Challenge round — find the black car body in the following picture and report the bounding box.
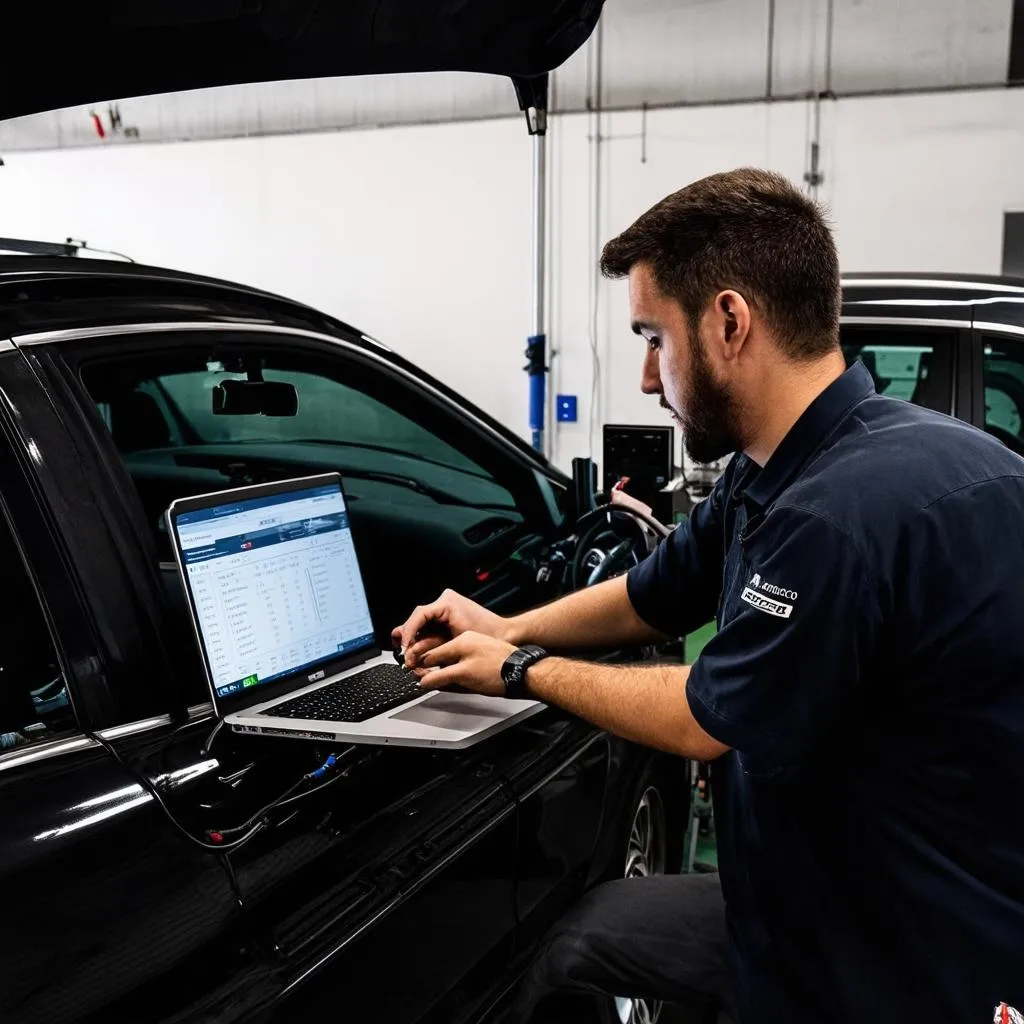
[4,248,1019,1024]
[0,256,690,1024]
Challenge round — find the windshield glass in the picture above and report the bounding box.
[156,367,485,476]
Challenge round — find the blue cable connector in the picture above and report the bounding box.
[307,753,338,780]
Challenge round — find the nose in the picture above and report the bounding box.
[640,346,661,396]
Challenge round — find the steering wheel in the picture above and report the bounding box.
[571,507,659,590]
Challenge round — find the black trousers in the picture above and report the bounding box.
[512,873,733,1023]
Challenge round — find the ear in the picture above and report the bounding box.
[714,290,752,362]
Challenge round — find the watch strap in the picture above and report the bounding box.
[501,644,548,699]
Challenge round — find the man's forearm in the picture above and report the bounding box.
[522,657,728,761]
[506,576,666,650]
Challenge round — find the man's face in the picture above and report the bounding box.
[628,262,744,464]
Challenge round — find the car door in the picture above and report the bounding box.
[970,319,1024,456]
[38,318,583,1022]
[71,328,560,651]
[838,321,959,415]
[0,342,244,1024]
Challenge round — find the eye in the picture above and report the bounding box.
[647,336,661,352]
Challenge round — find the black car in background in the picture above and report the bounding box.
[0,255,689,1024]
[840,273,1024,450]
[680,272,1024,652]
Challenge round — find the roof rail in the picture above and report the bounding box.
[0,236,82,257]
[0,237,134,262]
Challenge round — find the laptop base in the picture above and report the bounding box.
[226,651,544,750]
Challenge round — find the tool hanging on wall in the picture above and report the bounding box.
[88,102,140,141]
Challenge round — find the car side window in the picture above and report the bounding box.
[982,336,1024,454]
[0,510,74,751]
[840,325,955,412]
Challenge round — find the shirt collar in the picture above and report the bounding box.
[743,360,875,509]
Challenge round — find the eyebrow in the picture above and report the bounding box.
[631,320,657,336]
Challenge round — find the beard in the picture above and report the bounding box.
[664,331,743,464]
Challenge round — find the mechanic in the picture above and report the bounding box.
[394,168,1024,1023]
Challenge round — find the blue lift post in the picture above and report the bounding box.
[514,74,550,454]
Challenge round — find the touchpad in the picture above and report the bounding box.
[389,693,510,732]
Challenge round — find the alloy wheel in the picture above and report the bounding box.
[614,785,667,1024]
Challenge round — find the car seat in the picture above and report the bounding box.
[109,390,172,452]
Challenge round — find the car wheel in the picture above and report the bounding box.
[602,762,685,1024]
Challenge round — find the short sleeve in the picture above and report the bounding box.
[626,474,727,638]
[686,505,880,764]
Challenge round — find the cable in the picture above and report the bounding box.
[91,731,267,852]
[214,750,353,839]
[91,731,349,853]
[84,246,136,263]
[201,716,227,758]
[215,777,309,838]
[275,761,355,809]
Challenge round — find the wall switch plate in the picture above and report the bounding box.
[556,395,578,422]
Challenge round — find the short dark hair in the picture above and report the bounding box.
[600,168,840,359]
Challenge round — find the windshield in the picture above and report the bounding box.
[156,367,486,477]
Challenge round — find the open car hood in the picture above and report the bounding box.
[1,0,603,122]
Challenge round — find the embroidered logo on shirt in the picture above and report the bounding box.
[741,587,793,618]
[741,572,797,618]
[994,1003,1024,1024]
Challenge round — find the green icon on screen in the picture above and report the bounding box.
[242,674,259,688]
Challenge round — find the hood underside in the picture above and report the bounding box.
[1,0,603,122]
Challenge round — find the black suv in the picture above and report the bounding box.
[840,273,1024,451]
[0,255,689,1024]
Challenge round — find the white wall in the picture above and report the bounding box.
[825,88,1024,274]
[2,87,1024,473]
[0,119,536,443]
[548,101,811,464]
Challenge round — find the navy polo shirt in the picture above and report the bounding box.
[628,362,1024,1023]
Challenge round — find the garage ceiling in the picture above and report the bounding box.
[0,0,1016,150]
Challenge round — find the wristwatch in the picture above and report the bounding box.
[500,645,549,699]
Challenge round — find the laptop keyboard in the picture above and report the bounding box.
[263,664,424,724]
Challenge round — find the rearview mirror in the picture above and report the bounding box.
[212,378,298,417]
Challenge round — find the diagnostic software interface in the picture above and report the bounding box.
[174,483,375,701]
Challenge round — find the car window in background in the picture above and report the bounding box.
[0,511,74,751]
[849,345,930,401]
[684,325,957,662]
[839,325,955,412]
[982,336,1024,454]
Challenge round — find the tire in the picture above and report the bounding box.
[598,759,688,1024]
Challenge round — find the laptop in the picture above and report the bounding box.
[166,472,543,749]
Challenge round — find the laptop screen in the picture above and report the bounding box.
[172,480,375,704]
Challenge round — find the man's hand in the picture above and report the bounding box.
[413,631,516,697]
[392,589,513,670]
